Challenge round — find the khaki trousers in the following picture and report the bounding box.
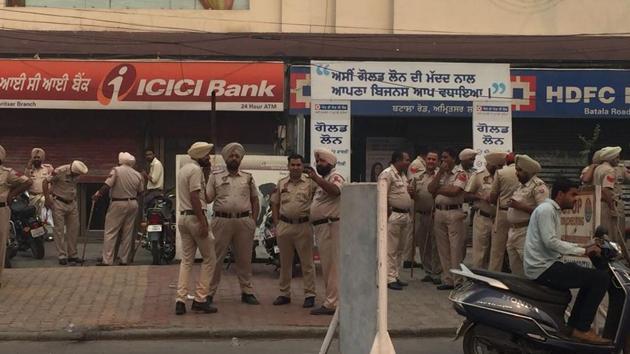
[176,215,215,303]
[414,212,441,277]
[387,214,411,283]
[403,214,415,262]
[277,221,316,298]
[601,203,630,262]
[434,209,466,286]
[506,226,527,276]
[472,213,494,269]
[0,207,10,281]
[102,200,138,265]
[51,199,79,260]
[209,216,256,296]
[489,210,509,272]
[314,221,340,309]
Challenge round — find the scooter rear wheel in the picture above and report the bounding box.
[30,237,45,259]
[463,325,502,354]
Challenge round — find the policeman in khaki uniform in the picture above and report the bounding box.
[93,152,144,266]
[488,153,519,272]
[175,142,217,315]
[465,152,506,270]
[25,148,54,217]
[270,154,317,308]
[0,145,32,285]
[428,148,472,290]
[410,149,442,284]
[43,160,88,265]
[580,149,603,186]
[307,148,344,315]
[207,143,260,305]
[506,155,548,276]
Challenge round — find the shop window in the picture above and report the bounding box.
[6,0,250,9]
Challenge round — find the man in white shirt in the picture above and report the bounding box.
[143,148,164,211]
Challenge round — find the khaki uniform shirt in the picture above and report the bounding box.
[177,160,207,211]
[408,156,427,180]
[411,169,437,212]
[310,169,345,221]
[507,176,549,224]
[207,169,257,213]
[465,169,495,215]
[379,165,413,211]
[147,158,164,190]
[47,164,80,201]
[435,166,468,206]
[105,165,144,199]
[26,164,53,195]
[491,164,520,209]
[0,166,29,202]
[595,162,623,216]
[270,174,317,219]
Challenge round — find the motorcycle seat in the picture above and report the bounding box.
[471,268,571,305]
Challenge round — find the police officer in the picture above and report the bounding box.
[93,152,144,266]
[404,146,428,269]
[410,149,442,284]
[207,142,260,305]
[465,152,506,269]
[0,145,32,285]
[428,148,469,290]
[43,160,88,265]
[307,148,344,315]
[489,152,520,272]
[25,148,54,218]
[175,142,217,315]
[506,155,548,276]
[379,151,413,291]
[580,149,602,186]
[270,154,317,308]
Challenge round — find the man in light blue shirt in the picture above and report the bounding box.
[524,177,609,345]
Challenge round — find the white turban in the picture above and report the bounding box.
[593,149,603,164]
[0,145,5,161]
[187,142,214,159]
[31,148,45,159]
[459,148,477,161]
[485,151,507,166]
[599,146,621,163]
[70,160,88,175]
[221,142,245,161]
[515,154,541,175]
[314,148,337,165]
[118,152,136,166]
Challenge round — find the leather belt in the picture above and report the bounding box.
[392,207,409,213]
[280,215,310,224]
[478,210,494,218]
[0,202,6,208]
[312,217,340,226]
[111,197,137,202]
[435,204,462,211]
[511,221,529,229]
[416,210,432,216]
[53,194,73,204]
[214,211,250,218]
[180,210,206,216]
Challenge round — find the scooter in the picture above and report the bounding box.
[450,226,630,354]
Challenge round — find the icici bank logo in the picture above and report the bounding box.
[97,64,137,105]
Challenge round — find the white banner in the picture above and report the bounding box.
[311,61,510,101]
[310,100,351,181]
[472,100,513,170]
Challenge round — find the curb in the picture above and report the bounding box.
[0,326,458,342]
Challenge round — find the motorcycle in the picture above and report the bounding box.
[4,221,18,268]
[9,194,47,259]
[450,226,630,354]
[140,193,176,265]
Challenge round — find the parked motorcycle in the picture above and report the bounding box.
[450,226,630,354]
[140,193,176,265]
[4,221,18,268]
[10,194,47,259]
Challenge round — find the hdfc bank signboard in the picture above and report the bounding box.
[0,60,284,111]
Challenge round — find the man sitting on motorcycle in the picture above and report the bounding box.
[523,177,610,345]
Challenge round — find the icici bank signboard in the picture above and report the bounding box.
[0,60,284,111]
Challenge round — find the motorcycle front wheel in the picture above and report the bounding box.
[30,237,45,259]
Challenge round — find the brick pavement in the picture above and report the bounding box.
[0,263,461,337]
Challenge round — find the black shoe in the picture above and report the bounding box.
[303,296,315,308]
[241,293,260,305]
[273,296,291,306]
[387,282,403,290]
[420,275,433,283]
[432,278,442,285]
[412,261,423,269]
[207,295,213,304]
[437,284,454,291]
[58,259,68,266]
[175,301,186,315]
[310,306,335,315]
[68,257,84,264]
[96,262,110,266]
[191,299,218,314]
[396,278,409,287]
[118,262,128,266]
[403,261,413,269]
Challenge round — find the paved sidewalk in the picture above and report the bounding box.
[0,263,460,340]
